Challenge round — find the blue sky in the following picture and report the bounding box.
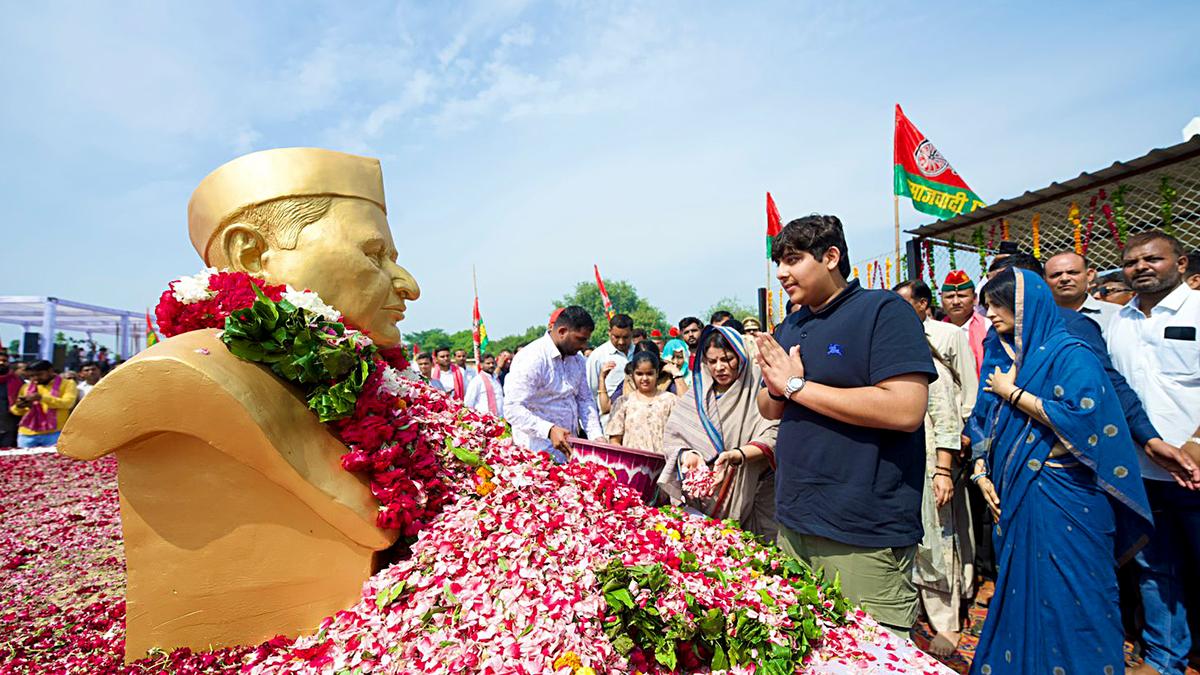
[2,1,1198,343]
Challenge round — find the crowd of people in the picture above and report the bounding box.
[3,215,1198,673]
[0,350,109,449]
[423,216,1198,674]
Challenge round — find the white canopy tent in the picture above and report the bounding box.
[0,296,149,362]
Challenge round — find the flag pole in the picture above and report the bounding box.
[472,265,480,368]
[893,195,901,279]
[765,259,773,330]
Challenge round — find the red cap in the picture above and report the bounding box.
[548,307,564,328]
[668,327,679,337]
[650,329,662,338]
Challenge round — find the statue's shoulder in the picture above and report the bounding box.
[59,328,392,548]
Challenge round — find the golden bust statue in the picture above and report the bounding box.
[59,148,420,661]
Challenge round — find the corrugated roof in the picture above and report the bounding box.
[908,135,1200,239]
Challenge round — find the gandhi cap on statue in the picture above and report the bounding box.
[188,147,387,264]
[185,147,419,346]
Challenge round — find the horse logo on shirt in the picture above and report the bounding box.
[827,343,843,357]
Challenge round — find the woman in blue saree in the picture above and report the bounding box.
[967,268,1152,675]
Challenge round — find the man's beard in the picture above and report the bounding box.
[1132,271,1179,294]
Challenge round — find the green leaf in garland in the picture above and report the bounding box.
[711,644,729,671]
[1159,176,1178,236]
[653,641,677,670]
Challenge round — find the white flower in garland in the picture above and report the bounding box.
[171,268,217,304]
[282,285,340,322]
[378,364,406,397]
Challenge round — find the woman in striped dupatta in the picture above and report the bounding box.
[658,325,779,539]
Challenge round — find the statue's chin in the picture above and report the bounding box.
[363,322,401,348]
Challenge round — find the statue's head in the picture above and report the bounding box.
[188,148,419,346]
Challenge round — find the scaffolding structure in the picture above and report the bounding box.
[0,296,149,362]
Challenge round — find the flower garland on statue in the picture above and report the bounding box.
[155,268,503,536]
[147,269,945,674]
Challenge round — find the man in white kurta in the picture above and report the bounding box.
[464,353,504,418]
[504,307,604,463]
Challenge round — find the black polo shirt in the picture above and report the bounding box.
[773,280,936,548]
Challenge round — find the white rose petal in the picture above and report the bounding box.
[282,285,340,322]
[378,365,406,397]
[171,268,217,304]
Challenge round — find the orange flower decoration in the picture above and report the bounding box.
[475,481,496,497]
[476,466,495,481]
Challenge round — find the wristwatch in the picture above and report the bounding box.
[784,376,807,398]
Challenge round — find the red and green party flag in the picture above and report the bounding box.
[766,192,783,258]
[145,310,159,347]
[893,104,984,220]
[472,296,489,360]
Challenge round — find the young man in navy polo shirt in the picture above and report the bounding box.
[754,215,936,638]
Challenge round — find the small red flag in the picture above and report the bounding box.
[594,264,614,320]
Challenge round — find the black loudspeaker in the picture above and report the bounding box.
[22,332,40,361]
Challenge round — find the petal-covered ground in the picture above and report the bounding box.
[1,447,951,674]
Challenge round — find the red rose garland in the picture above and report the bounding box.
[154,269,482,536]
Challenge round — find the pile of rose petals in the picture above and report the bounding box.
[0,375,949,674]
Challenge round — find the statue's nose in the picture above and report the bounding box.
[390,263,421,301]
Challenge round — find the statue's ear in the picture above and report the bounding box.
[220,224,268,274]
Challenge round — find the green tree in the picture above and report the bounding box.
[704,296,757,324]
[556,279,669,346]
[404,328,451,352]
[489,324,546,354]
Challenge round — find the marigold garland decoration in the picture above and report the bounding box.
[1160,176,1178,236]
[852,265,859,281]
[1068,202,1083,255]
[865,262,873,288]
[885,258,893,287]
[948,236,958,270]
[1031,214,1042,259]
[988,222,997,249]
[1001,218,1010,241]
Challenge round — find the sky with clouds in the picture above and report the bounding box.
[2,0,1198,343]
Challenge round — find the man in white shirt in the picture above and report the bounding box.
[431,347,467,400]
[412,353,447,392]
[463,353,504,418]
[504,306,603,463]
[75,362,103,401]
[894,280,978,419]
[1045,251,1118,335]
[453,349,477,383]
[585,313,633,422]
[1106,231,1200,675]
